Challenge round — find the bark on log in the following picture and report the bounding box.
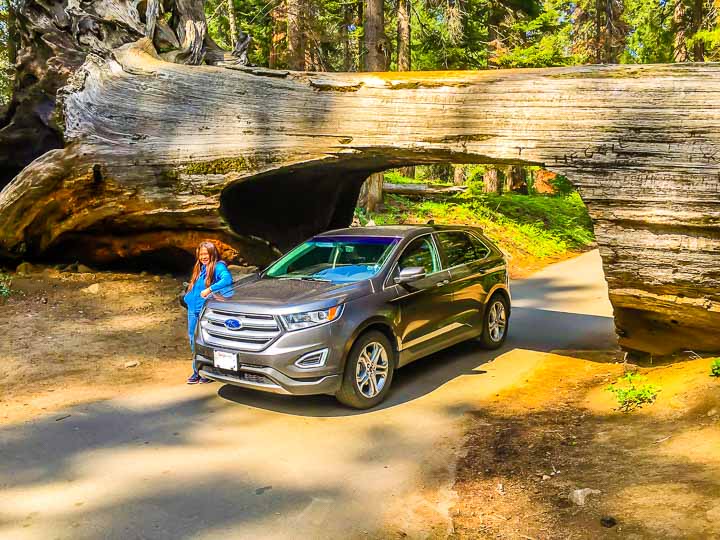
[1,37,720,355]
[383,182,467,196]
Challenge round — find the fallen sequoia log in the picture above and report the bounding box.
[383,182,467,196]
[1,35,720,354]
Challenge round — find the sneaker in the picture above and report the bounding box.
[187,373,201,384]
[199,377,213,384]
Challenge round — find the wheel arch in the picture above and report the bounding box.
[342,317,399,369]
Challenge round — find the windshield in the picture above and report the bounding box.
[265,235,400,283]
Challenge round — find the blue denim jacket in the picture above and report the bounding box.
[184,261,233,314]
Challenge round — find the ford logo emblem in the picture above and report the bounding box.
[224,318,242,330]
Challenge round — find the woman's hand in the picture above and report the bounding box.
[200,287,213,299]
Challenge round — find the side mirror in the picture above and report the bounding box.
[394,266,426,285]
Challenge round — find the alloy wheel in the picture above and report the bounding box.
[488,300,507,342]
[355,341,389,398]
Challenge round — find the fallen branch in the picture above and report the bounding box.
[383,182,467,196]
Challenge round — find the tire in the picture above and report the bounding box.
[336,330,396,409]
[478,293,509,349]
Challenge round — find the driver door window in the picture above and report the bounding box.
[397,237,440,275]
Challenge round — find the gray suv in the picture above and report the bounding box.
[194,225,510,408]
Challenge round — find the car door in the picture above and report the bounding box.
[388,234,454,365]
[436,230,501,335]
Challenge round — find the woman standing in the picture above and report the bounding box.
[184,241,233,384]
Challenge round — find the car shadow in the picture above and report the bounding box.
[216,307,617,417]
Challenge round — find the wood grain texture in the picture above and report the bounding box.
[1,39,719,354]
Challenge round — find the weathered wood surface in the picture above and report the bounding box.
[383,182,467,196]
[1,38,720,354]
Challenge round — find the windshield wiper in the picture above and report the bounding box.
[299,276,331,282]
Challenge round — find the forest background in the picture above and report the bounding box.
[0,0,719,107]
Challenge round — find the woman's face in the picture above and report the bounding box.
[198,247,211,266]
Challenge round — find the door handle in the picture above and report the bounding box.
[437,279,450,287]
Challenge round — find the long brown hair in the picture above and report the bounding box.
[187,241,221,292]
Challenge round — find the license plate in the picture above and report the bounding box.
[214,350,238,371]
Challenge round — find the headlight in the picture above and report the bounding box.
[282,305,344,331]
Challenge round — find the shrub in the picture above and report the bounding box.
[711,359,720,378]
[0,273,12,299]
[606,372,660,413]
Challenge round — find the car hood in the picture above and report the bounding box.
[206,275,373,315]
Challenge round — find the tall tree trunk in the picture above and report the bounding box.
[397,0,413,178]
[342,4,352,71]
[453,164,465,185]
[227,0,238,47]
[506,166,527,193]
[359,0,387,211]
[363,0,387,71]
[595,0,603,63]
[397,0,411,71]
[483,168,501,194]
[673,0,690,62]
[6,0,17,65]
[287,0,305,70]
[269,5,283,69]
[691,0,705,61]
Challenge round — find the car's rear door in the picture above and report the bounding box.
[388,234,454,364]
[436,230,505,334]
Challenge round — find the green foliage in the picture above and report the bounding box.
[365,186,595,262]
[606,372,660,413]
[0,272,12,299]
[620,0,674,64]
[710,358,720,378]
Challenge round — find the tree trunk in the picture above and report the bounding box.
[286,0,305,70]
[399,166,416,178]
[483,169,501,194]
[363,0,387,71]
[2,34,720,355]
[269,5,284,69]
[506,166,527,193]
[673,0,690,62]
[227,0,238,47]
[359,0,387,210]
[397,0,411,72]
[342,4,352,71]
[691,0,705,61]
[384,182,465,196]
[453,165,465,185]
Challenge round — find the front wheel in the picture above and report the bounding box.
[336,331,395,409]
[478,294,509,349]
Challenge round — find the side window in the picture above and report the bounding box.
[438,232,486,267]
[469,234,491,260]
[397,237,439,274]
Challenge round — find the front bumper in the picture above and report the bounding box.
[196,357,342,395]
[194,315,351,396]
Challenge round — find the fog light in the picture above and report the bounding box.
[294,348,329,369]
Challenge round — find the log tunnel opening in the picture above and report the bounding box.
[219,162,385,252]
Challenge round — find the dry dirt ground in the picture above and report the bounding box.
[2,267,719,539]
[450,354,720,540]
[0,268,192,424]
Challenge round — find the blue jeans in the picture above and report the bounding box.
[188,310,201,375]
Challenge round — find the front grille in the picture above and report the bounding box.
[200,307,282,352]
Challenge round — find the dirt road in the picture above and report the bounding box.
[0,251,616,539]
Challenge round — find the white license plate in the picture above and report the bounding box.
[214,350,238,371]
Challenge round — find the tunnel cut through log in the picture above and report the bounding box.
[1,39,720,355]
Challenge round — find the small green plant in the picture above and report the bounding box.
[606,372,660,413]
[0,273,12,299]
[711,359,720,378]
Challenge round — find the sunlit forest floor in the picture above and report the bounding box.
[361,190,595,278]
[1,271,718,537]
[450,353,720,539]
